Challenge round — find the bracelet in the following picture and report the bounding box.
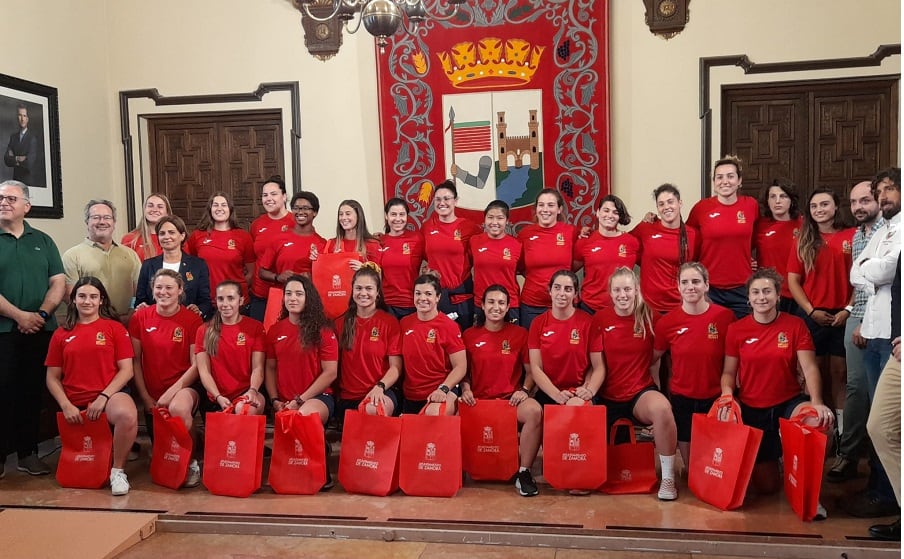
[808,308,817,317]
[294,395,305,406]
[213,393,222,402]
[375,381,386,390]
[520,386,530,394]
[98,393,110,401]
[248,387,259,395]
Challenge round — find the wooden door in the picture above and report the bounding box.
[722,76,898,215]
[147,110,284,228]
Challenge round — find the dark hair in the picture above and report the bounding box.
[535,188,566,223]
[548,269,580,292]
[797,188,845,272]
[712,154,744,179]
[872,167,901,199]
[291,191,320,213]
[197,191,240,232]
[653,183,689,265]
[598,194,631,226]
[484,199,510,218]
[383,197,410,233]
[413,273,442,295]
[434,180,458,199]
[333,199,376,256]
[263,175,286,195]
[340,265,387,351]
[745,267,784,295]
[64,276,118,329]
[474,284,511,327]
[204,280,244,356]
[281,275,333,348]
[759,178,800,219]
[155,215,188,237]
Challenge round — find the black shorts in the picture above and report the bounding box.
[533,390,600,408]
[740,394,809,463]
[599,385,660,429]
[670,393,717,443]
[797,308,846,357]
[335,390,401,424]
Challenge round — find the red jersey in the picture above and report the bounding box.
[380,230,424,307]
[195,317,266,401]
[573,232,640,311]
[400,313,465,400]
[265,319,338,401]
[186,228,255,301]
[653,304,735,399]
[630,221,698,313]
[469,233,522,308]
[259,232,326,279]
[754,217,802,299]
[324,237,383,266]
[687,196,759,288]
[129,305,203,400]
[518,221,577,307]
[725,312,814,408]
[422,216,481,304]
[593,309,658,402]
[45,319,134,407]
[121,231,161,261]
[527,309,600,390]
[250,213,296,298]
[336,310,401,400]
[462,323,529,399]
[786,228,855,309]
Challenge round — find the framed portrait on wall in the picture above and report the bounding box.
[0,73,62,218]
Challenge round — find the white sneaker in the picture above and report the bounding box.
[184,460,201,488]
[658,478,678,501]
[110,469,130,496]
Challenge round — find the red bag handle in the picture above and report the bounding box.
[608,418,637,445]
[358,398,387,416]
[707,395,742,423]
[222,395,253,415]
[153,406,191,443]
[419,401,448,415]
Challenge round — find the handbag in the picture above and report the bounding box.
[780,406,828,521]
[599,418,658,494]
[338,399,401,496]
[399,402,462,497]
[55,411,113,489]
[688,395,763,510]
[150,406,193,490]
[459,399,519,481]
[268,410,327,495]
[312,252,357,320]
[542,403,608,491]
[202,397,265,497]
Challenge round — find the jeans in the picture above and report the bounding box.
[840,316,869,459]
[865,337,892,401]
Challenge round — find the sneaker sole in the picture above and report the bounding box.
[16,467,50,476]
[515,480,539,497]
[111,489,129,496]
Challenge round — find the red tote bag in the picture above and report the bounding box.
[150,407,193,490]
[339,400,402,496]
[399,402,462,497]
[542,403,608,491]
[312,252,356,320]
[459,399,519,481]
[55,411,113,489]
[688,396,763,511]
[780,407,828,521]
[268,410,327,495]
[202,398,265,498]
[262,286,284,332]
[600,419,658,495]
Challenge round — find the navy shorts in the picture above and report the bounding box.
[599,385,660,429]
[740,394,809,463]
[335,390,401,424]
[797,308,846,357]
[670,393,718,443]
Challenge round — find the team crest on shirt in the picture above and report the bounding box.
[707,323,719,340]
[227,239,236,250]
[736,211,746,224]
[793,228,800,238]
[502,248,512,261]
[95,332,106,346]
[633,324,644,338]
[556,233,565,246]
[454,229,462,241]
[402,242,411,255]
[842,240,852,254]
[569,329,580,345]
[237,332,247,346]
[426,329,436,344]
[370,327,380,342]
[185,272,194,282]
[618,244,627,257]
[173,327,184,343]
[501,339,511,354]
[777,332,789,349]
[281,225,289,232]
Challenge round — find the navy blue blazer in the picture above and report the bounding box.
[136,253,212,320]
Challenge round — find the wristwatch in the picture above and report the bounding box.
[438,384,450,394]
[37,310,49,320]
[844,305,854,314]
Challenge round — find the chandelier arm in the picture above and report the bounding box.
[301,1,344,22]
[344,11,366,34]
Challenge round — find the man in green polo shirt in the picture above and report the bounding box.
[0,180,66,477]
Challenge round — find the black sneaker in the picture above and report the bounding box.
[515,469,539,497]
[321,470,335,492]
[16,454,51,476]
[842,491,901,518]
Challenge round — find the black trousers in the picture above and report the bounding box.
[0,330,52,458]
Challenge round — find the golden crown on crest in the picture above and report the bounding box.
[437,37,545,89]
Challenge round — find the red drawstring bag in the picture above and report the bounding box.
[338,399,401,496]
[268,410,327,495]
[312,252,357,320]
[202,397,265,497]
[688,395,763,510]
[542,403,608,491]
[459,399,519,481]
[150,407,193,490]
[599,418,658,494]
[262,286,284,332]
[399,402,462,497]
[780,406,828,521]
[55,411,113,489]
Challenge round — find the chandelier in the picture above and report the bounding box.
[295,0,468,60]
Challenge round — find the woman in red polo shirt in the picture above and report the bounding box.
[470,200,522,323]
[45,276,137,496]
[380,198,424,319]
[319,199,382,267]
[248,176,295,321]
[122,193,170,260]
[257,191,326,286]
[754,179,802,313]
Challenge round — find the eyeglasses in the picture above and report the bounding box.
[434,196,455,203]
[88,215,115,222]
[0,194,24,205]
[292,206,314,213]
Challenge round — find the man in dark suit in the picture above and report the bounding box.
[4,104,39,185]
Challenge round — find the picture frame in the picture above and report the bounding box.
[0,73,62,218]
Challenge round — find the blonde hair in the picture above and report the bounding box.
[125,193,172,258]
[609,266,654,339]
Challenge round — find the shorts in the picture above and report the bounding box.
[401,387,460,414]
[388,306,416,320]
[740,394,809,463]
[519,304,549,331]
[335,390,401,424]
[599,385,660,429]
[670,393,718,443]
[708,286,750,320]
[797,307,846,357]
[533,390,600,408]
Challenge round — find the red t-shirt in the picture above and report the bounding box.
[186,228,255,301]
[336,310,402,400]
[45,319,134,407]
[573,232,640,311]
[324,237,383,266]
[687,196,759,289]
[422,216,481,303]
[259,232,326,279]
[195,317,266,401]
[380,230,424,308]
[725,312,814,408]
[462,323,529,399]
[593,308,659,402]
[250,213,296,298]
[121,231,161,261]
[629,221,698,314]
[653,304,735,399]
[786,228,855,309]
[754,217,802,299]
[469,233,522,308]
[399,313,465,400]
[129,305,203,400]
[265,319,339,401]
[527,309,600,390]
[518,221,577,307]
